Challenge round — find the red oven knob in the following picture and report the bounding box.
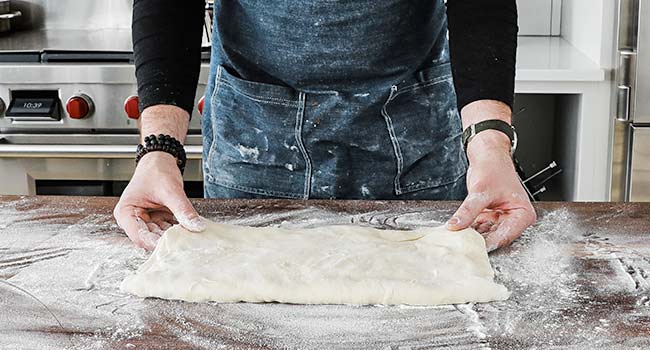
[66,94,93,119]
[124,95,140,119]
[198,96,205,116]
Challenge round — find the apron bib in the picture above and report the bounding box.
[201,0,467,200]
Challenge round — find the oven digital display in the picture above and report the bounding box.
[10,98,55,115]
[5,90,61,121]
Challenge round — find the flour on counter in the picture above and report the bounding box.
[1,196,649,349]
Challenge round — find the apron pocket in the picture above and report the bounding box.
[205,65,309,199]
[382,63,467,195]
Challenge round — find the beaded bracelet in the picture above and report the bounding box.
[135,134,187,174]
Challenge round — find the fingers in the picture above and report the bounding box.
[133,207,151,222]
[136,217,162,250]
[162,188,206,232]
[146,222,163,234]
[484,209,536,252]
[447,192,491,231]
[471,211,500,233]
[133,208,176,233]
[114,203,139,239]
[473,221,495,234]
[114,204,161,251]
[149,210,177,230]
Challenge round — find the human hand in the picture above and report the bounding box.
[446,130,536,252]
[114,152,206,250]
[113,105,206,250]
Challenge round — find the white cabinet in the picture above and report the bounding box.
[510,0,618,201]
[517,0,562,36]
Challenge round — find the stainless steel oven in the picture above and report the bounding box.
[0,134,205,196]
[0,0,212,197]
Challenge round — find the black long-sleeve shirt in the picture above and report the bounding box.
[132,0,517,116]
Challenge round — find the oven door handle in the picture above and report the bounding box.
[0,144,203,159]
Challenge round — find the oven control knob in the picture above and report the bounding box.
[124,95,140,119]
[66,94,93,119]
[198,96,205,116]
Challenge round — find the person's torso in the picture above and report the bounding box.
[211,0,449,92]
[202,0,467,200]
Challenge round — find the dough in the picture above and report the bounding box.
[121,220,510,305]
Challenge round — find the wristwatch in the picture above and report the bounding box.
[462,119,518,156]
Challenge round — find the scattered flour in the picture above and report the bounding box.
[236,144,259,161]
[1,197,649,349]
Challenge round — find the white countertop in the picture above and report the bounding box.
[515,36,607,82]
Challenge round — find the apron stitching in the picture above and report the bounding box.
[395,75,452,97]
[381,85,404,195]
[218,81,299,106]
[294,92,311,199]
[207,179,305,199]
[206,65,224,173]
[210,66,223,113]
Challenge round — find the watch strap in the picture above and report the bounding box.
[462,119,517,156]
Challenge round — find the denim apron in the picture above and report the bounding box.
[202,0,468,200]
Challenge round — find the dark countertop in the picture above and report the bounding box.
[1,196,649,349]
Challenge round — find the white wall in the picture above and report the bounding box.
[561,0,617,68]
[517,0,562,36]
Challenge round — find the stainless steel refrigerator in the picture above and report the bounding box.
[611,0,650,201]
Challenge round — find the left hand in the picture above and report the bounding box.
[447,129,536,252]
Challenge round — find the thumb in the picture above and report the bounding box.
[447,192,490,231]
[163,189,206,232]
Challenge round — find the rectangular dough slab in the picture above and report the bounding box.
[121,220,510,305]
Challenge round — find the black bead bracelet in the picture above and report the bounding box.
[135,134,187,174]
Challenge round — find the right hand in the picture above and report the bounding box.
[114,152,206,250]
[113,105,206,250]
